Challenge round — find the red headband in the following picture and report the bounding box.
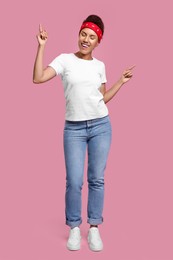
[80,22,103,42]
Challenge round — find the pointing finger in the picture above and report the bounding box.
[39,24,43,33]
[128,65,136,70]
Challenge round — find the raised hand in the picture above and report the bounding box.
[36,24,48,46]
[120,65,136,84]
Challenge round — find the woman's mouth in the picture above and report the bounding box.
[81,43,90,49]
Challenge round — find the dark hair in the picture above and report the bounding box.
[83,14,104,35]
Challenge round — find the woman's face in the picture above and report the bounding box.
[78,28,99,55]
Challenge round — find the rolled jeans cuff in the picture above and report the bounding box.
[87,217,103,225]
[66,219,82,228]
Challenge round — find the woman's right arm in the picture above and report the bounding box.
[33,24,56,84]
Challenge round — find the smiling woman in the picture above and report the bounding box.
[77,27,99,59]
[76,15,104,60]
[33,13,135,252]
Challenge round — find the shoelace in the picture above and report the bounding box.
[70,229,80,239]
[90,229,101,241]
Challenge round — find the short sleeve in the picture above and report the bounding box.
[100,62,107,83]
[48,54,65,76]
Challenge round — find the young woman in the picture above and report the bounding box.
[33,14,135,251]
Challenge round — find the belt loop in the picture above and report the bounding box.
[86,119,92,128]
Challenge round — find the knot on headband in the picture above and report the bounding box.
[79,22,103,42]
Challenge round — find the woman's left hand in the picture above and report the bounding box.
[120,65,136,84]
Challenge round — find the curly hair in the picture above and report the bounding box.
[82,14,104,35]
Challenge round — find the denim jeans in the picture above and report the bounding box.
[63,115,112,228]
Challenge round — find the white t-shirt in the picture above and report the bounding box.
[48,53,109,121]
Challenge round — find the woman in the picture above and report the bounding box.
[33,14,135,251]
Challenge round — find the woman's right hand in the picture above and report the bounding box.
[36,24,48,46]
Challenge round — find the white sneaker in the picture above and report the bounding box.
[88,227,103,251]
[67,227,81,250]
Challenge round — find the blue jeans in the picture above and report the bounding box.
[63,115,112,228]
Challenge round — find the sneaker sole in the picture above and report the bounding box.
[67,245,81,251]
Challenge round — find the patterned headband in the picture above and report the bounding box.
[79,22,103,42]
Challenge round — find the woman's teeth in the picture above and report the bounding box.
[82,43,89,48]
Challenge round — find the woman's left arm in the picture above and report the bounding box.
[99,65,135,104]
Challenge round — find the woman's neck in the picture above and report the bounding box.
[74,51,93,60]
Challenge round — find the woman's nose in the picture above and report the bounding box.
[83,36,89,42]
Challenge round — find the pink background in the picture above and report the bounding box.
[0,0,173,259]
